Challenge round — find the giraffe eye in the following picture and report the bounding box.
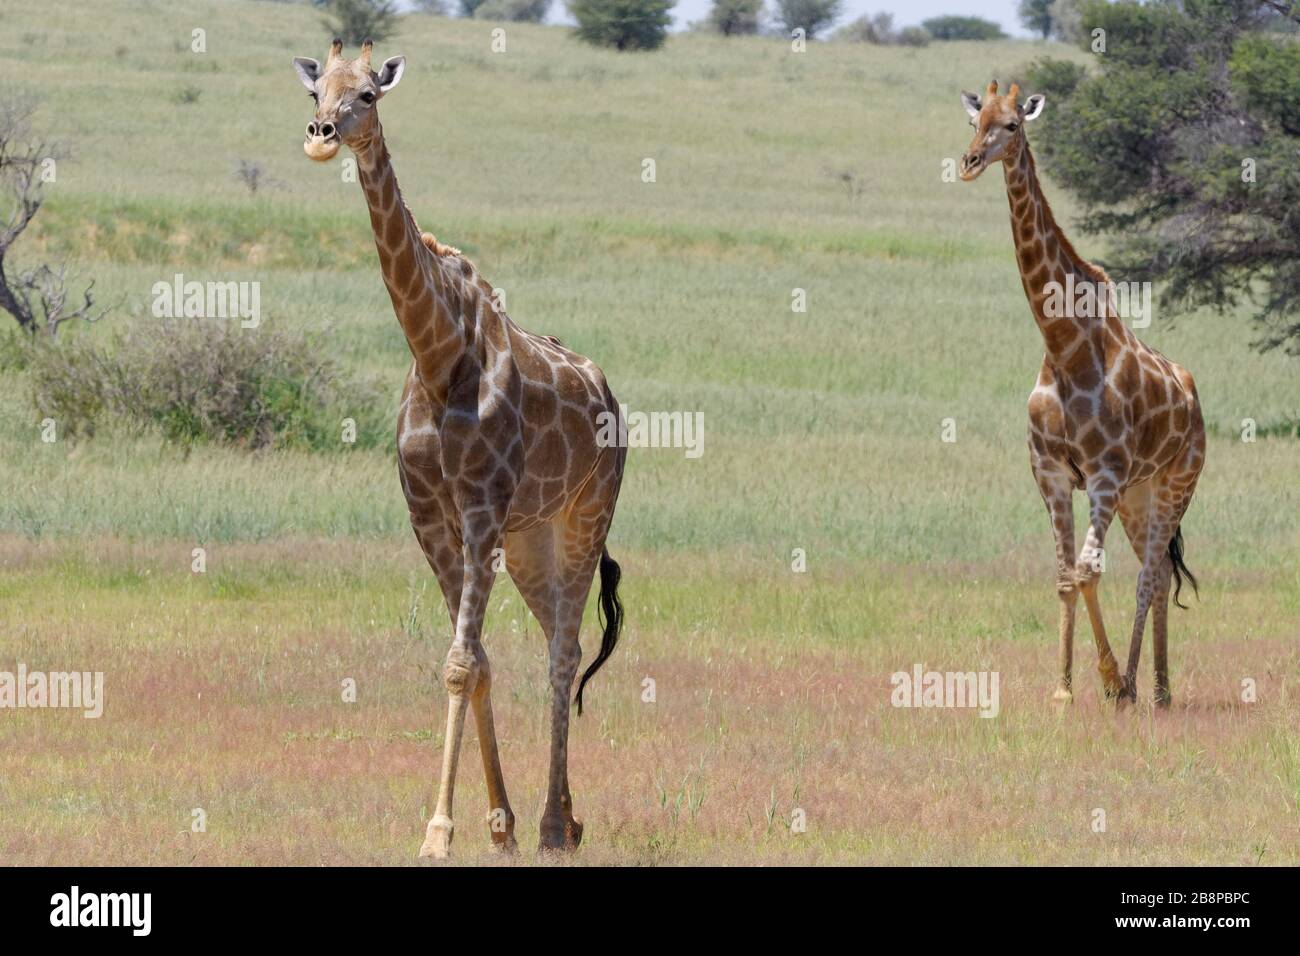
[1007,122,1019,132]
[360,91,375,104]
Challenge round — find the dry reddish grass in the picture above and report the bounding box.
[0,536,1295,866]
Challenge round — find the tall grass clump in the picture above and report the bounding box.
[26,320,389,452]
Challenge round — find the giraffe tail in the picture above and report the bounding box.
[575,549,623,716]
[1168,526,1199,610]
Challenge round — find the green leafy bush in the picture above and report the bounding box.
[920,15,1005,40]
[1020,57,1087,100]
[476,0,552,21]
[27,320,388,452]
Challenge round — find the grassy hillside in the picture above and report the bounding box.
[2,0,1296,562]
[0,1,1295,865]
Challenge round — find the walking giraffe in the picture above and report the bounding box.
[957,81,1205,707]
[292,40,627,856]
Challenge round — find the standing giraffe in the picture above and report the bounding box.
[957,81,1204,707]
[292,40,627,857]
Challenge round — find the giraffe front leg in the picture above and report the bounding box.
[469,661,517,853]
[419,529,502,860]
[1054,587,1078,704]
[1078,479,1125,700]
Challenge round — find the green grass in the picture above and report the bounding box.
[0,1,1295,865]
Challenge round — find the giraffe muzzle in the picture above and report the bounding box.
[303,121,341,162]
[959,151,985,180]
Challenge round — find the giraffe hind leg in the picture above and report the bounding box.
[506,520,592,853]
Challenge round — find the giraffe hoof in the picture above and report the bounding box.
[418,815,454,860]
[539,817,583,853]
[1052,688,1073,704]
[1110,681,1137,709]
[1101,674,1127,703]
[1154,690,1172,710]
[489,833,518,855]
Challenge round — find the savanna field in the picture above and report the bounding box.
[0,0,1296,865]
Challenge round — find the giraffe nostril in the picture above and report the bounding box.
[306,122,318,137]
[320,122,336,139]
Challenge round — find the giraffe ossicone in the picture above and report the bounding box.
[292,41,628,858]
[958,79,1204,709]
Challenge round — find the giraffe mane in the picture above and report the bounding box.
[420,231,462,259]
[420,232,506,314]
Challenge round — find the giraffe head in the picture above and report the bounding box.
[291,39,405,162]
[958,81,1045,181]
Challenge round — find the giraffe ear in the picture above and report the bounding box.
[292,57,321,93]
[376,56,405,94]
[961,90,982,120]
[1022,93,1046,122]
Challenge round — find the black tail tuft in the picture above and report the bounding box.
[575,549,623,716]
[1168,525,1199,610]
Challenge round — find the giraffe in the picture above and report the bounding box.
[291,40,627,857]
[957,81,1205,708]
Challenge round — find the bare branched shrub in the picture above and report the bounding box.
[825,168,865,202]
[836,12,929,45]
[234,159,279,195]
[0,90,115,336]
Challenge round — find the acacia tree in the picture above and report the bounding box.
[707,0,761,35]
[1026,0,1300,352]
[320,0,398,44]
[771,0,843,38]
[1018,0,1054,38]
[0,94,110,337]
[569,0,675,50]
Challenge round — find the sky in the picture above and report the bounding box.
[664,0,1030,34]
[402,1,1034,37]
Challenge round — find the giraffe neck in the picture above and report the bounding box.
[354,124,465,400]
[1002,141,1111,367]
